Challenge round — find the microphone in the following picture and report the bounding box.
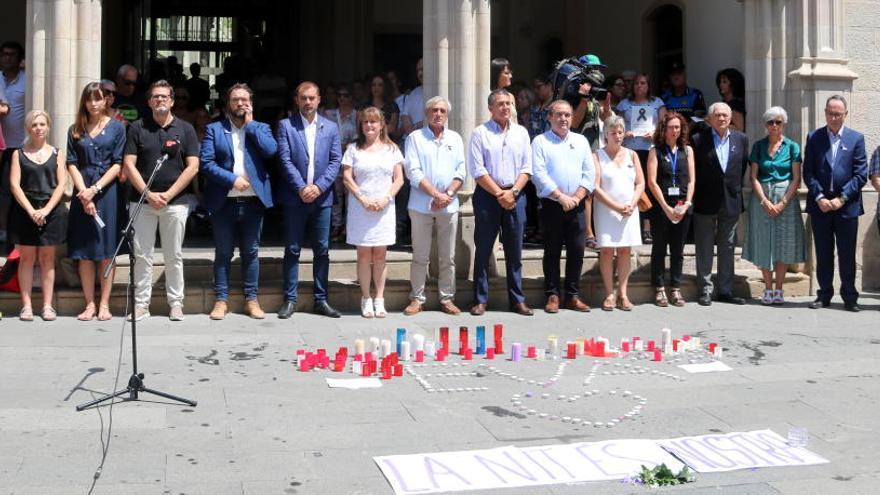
[161,139,180,159]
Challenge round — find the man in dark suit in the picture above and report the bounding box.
[200,83,277,320]
[691,102,749,306]
[276,81,342,318]
[803,95,867,312]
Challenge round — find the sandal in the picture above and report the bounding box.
[655,288,669,307]
[670,288,685,307]
[77,303,97,321]
[19,306,34,321]
[97,305,113,321]
[616,296,634,311]
[601,293,616,311]
[42,306,57,321]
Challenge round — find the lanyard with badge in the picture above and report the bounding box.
[666,146,681,197]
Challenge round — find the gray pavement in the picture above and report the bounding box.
[1,294,879,494]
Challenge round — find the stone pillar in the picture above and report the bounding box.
[744,0,880,293]
[25,0,102,145]
[424,0,491,280]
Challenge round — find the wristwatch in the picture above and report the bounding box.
[511,187,521,197]
[445,189,455,198]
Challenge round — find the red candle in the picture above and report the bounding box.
[652,349,662,361]
[381,367,392,380]
[463,348,473,360]
[354,354,362,362]
[708,343,717,353]
[647,340,656,351]
[596,341,606,357]
[494,325,504,353]
[298,360,309,372]
[527,346,537,358]
[672,339,680,352]
[393,364,404,376]
[494,339,504,354]
[567,342,577,359]
[622,342,631,352]
[436,350,445,362]
[584,339,594,356]
[317,348,327,358]
[365,352,373,362]
[415,350,424,362]
[361,363,371,376]
[486,348,496,359]
[439,327,450,351]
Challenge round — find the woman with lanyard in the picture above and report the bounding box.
[646,112,695,307]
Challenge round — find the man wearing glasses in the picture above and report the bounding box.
[803,95,868,312]
[123,80,200,321]
[114,64,148,124]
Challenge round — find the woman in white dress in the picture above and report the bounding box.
[592,115,644,311]
[342,106,405,318]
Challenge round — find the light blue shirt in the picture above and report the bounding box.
[712,128,731,172]
[404,126,466,214]
[467,119,532,187]
[531,129,595,199]
[0,69,26,148]
[827,125,845,166]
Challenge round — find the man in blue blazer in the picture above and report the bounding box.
[200,83,277,320]
[803,95,868,312]
[276,81,342,318]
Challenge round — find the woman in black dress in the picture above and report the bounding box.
[9,110,68,321]
[67,82,126,321]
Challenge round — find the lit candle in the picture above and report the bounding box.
[412,334,425,352]
[401,341,411,361]
[396,328,407,356]
[511,343,522,362]
[354,339,365,357]
[476,326,486,354]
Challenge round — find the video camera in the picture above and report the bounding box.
[550,55,607,103]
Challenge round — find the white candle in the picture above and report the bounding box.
[536,349,546,360]
[370,337,381,354]
[713,347,723,358]
[425,341,436,357]
[548,336,558,358]
[354,339,365,356]
[412,334,425,352]
[352,361,363,375]
[381,339,392,357]
[661,328,672,348]
[401,341,411,361]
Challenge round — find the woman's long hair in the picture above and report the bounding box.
[72,82,109,140]
[652,111,690,151]
[355,106,396,151]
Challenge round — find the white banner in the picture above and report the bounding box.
[657,429,829,473]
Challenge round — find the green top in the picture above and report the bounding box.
[749,136,802,183]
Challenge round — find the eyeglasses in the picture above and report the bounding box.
[766,120,784,126]
[102,89,116,96]
[150,94,171,101]
[825,111,845,118]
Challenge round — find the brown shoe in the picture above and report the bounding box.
[544,295,560,313]
[245,300,266,319]
[439,300,461,315]
[403,299,423,316]
[565,296,591,312]
[510,302,534,316]
[469,303,487,316]
[210,301,228,320]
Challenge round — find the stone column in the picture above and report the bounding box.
[423,0,491,280]
[744,0,879,293]
[25,0,102,145]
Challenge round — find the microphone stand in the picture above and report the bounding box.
[77,152,197,411]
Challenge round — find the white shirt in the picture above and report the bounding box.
[301,113,318,184]
[227,121,254,197]
[401,86,424,129]
[404,126,466,215]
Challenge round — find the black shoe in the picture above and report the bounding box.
[808,299,830,309]
[844,302,861,313]
[717,294,746,305]
[314,301,342,318]
[698,294,712,306]
[277,301,296,319]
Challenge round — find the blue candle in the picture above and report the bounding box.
[476,326,486,354]
[396,328,406,356]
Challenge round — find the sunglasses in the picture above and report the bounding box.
[102,89,116,96]
[766,120,784,126]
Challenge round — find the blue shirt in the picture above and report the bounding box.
[712,129,731,172]
[404,126,466,214]
[467,119,532,187]
[531,129,595,199]
[0,69,27,148]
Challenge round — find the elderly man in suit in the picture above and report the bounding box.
[691,102,750,306]
[276,81,342,318]
[200,83,277,320]
[803,95,868,312]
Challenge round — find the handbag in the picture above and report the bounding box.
[637,191,652,212]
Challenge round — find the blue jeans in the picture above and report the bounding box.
[211,198,265,301]
[283,203,332,303]
[472,186,526,306]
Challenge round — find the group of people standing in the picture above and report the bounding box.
[2,55,874,320]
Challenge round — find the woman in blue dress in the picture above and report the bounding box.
[66,82,126,321]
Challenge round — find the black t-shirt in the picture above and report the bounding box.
[113,92,149,124]
[124,115,200,203]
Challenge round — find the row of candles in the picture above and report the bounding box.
[295,325,723,377]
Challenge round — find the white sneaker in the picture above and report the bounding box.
[361,297,374,318]
[129,306,150,322]
[374,298,387,318]
[761,289,774,305]
[169,305,185,321]
[772,289,785,305]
